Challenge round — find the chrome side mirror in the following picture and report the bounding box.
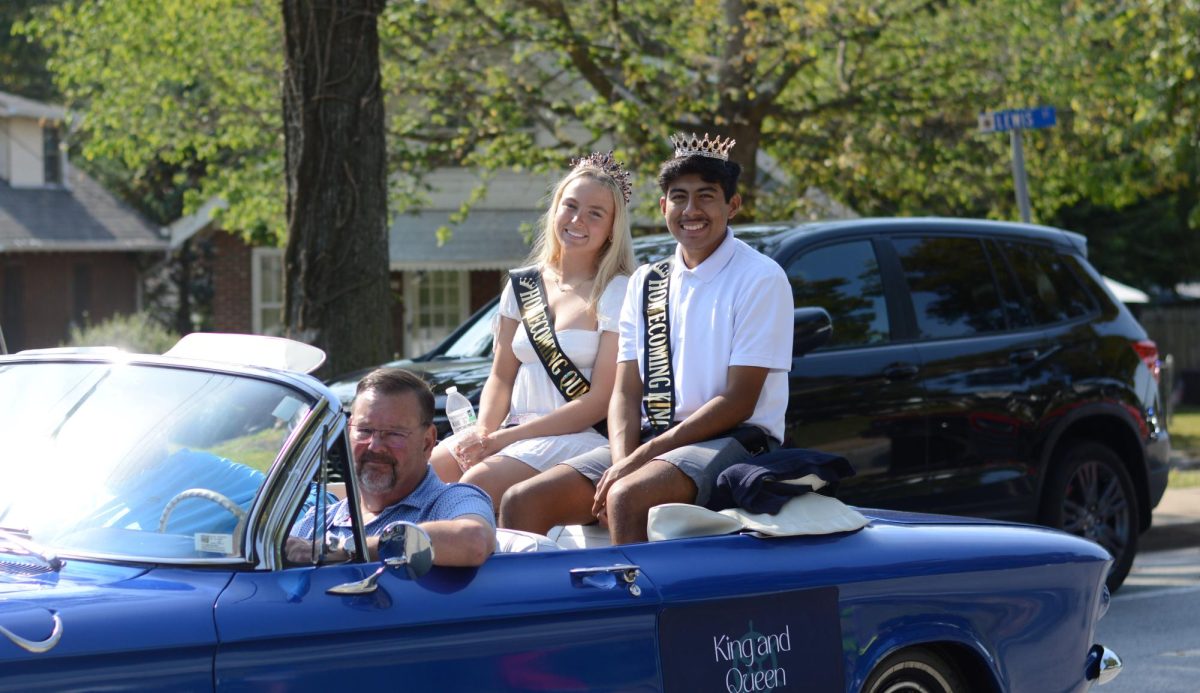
[378,521,435,578]
[326,522,435,595]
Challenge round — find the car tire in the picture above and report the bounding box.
[862,647,966,693]
[1040,440,1139,593]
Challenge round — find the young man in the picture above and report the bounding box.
[502,133,793,543]
[289,367,495,566]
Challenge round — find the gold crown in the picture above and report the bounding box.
[571,151,633,204]
[669,131,736,161]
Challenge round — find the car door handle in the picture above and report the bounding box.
[570,564,643,597]
[1009,348,1040,365]
[883,363,919,380]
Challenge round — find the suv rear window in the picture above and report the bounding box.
[998,241,1095,324]
[787,239,889,349]
[893,236,1006,339]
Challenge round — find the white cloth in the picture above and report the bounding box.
[490,430,607,472]
[618,231,793,441]
[646,495,870,541]
[493,268,628,471]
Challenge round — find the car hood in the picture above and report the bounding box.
[0,558,149,597]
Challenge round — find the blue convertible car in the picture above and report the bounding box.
[0,335,1121,692]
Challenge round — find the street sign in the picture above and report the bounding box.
[978,106,1057,133]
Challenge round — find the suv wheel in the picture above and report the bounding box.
[1041,441,1138,592]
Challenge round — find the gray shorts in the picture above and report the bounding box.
[562,435,770,507]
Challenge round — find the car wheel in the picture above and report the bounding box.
[862,647,966,693]
[1041,440,1138,592]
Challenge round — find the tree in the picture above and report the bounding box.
[26,0,1200,310]
[379,0,1002,219]
[25,0,284,236]
[280,0,392,376]
[0,0,58,101]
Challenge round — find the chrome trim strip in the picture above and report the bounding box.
[0,612,62,654]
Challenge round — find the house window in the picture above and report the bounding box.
[43,125,62,185]
[404,270,469,356]
[252,248,285,336]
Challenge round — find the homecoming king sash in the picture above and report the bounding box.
[510,267,592,403]
[642,258,675,433]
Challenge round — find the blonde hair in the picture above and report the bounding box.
[521,166,636,310]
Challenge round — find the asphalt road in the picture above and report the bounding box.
[1093,487,1200,692]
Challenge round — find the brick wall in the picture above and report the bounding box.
[0,251,141,350]
[209,230,253,333]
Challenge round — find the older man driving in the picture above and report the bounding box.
[289,367,495,567]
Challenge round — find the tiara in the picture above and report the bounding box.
[669,131,736,161]
[571,151,633,204]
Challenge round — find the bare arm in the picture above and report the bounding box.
[412,514,495,567]
[483,329,618,453]
[630,365,768,464]
[593,365,769,515]
[287,514,495,568]
[607,359,644,461]
[475,315,520,435]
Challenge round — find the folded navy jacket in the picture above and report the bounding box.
[707,448,856,514]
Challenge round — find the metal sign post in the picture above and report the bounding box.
[978,106,1057,224]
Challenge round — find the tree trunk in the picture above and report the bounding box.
[281,0,392,379]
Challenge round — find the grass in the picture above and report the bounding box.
[1169,405,1200,489]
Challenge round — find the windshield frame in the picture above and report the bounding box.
[0,351,340,568]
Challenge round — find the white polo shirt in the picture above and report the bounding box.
[618,230,793,441]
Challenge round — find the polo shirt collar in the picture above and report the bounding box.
[392,466,440,510]
[332,465,440,527]
[673,228,735,283]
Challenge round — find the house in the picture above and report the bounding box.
[0,90,166,351]
[169,169,549,358]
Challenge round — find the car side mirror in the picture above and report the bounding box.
[326,522,435,596]
[378,521,435,578]
[793,307,833,356]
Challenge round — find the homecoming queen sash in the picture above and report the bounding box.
[641,258,675,433]
[510,267,592,403]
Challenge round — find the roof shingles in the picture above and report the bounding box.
[0,168,165,252]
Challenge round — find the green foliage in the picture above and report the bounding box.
[1171,406,1200,459]
[21,0,1200,290]
[21,0,284,241]
[0,0,58,100]
[67,312,180,355]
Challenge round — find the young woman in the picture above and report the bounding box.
[430,153,636,514]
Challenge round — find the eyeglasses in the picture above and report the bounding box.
[348,424,422,448]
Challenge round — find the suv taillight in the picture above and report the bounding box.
[1132,339,1160,382]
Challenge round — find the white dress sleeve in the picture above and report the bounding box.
[500,267,534,321]
[596,274,630,333]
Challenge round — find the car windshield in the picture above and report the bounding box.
[435,303,497,359]
[0,360,315,562]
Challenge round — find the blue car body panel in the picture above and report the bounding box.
[213,547,663,691]
[0,563,232,692]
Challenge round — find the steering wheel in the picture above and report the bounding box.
[157,488,248,541]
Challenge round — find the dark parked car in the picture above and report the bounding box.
[329,217,1170,591]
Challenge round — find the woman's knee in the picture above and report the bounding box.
[499,478,538,529]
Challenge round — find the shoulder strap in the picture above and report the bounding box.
[509,267,591,402]
[641,258,675,433]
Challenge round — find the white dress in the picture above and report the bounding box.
[493,268,629,471]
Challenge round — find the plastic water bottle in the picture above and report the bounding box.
[445,386,477,433]
[444,386,480,470]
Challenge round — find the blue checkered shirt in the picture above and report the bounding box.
[292,466,495,543]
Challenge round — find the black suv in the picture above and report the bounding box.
[330,217,1170,590]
